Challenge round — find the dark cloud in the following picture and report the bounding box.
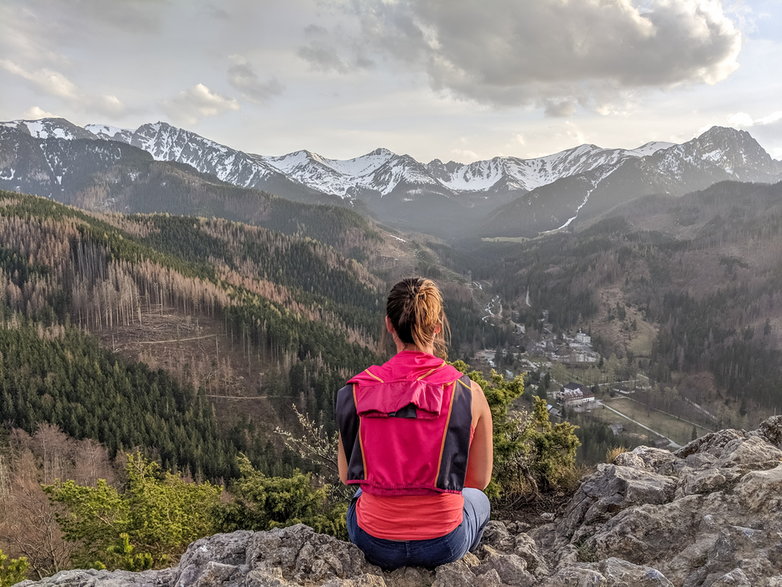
[59,0,168,33]
[227,58,284,102]
[298,23,374,73]
[544,99,578,118]
[205,3,230,19]
[314,0,741,109]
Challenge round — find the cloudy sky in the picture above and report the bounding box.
[1,0,781,162]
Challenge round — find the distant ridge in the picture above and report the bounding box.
[2,118,781,239]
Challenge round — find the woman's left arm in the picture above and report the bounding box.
[464,381,493,489]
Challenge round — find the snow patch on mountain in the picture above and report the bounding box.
[629,141,675,157]
[430,143,658,193]
[85,124,133,142]
[322,148,394,177]
[3,118,96,141]
[25,120,69,139]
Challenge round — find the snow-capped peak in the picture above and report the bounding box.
[3,117,778,204]
[84,123,133,141]
[4,118,96,141]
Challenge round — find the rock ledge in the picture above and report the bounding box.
[19,417,782,586]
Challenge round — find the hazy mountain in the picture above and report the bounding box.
[0,122,391,259]
[481,127,782,238]
[82,120,671,200]
[3,117,780,239]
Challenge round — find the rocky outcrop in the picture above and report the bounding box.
[18,417,782,586]
[532,415,782,586]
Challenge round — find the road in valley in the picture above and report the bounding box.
[599,401,682,449]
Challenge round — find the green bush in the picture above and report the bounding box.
[43,452,221,570]
[216,454,347,539]
[0,548,29,587]
[450,361,580,501]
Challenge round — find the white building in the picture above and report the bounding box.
[575,331,592,346]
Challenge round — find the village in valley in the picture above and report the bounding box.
[473,303,716,461]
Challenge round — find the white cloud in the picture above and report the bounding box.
[726,109,782,159]
[92,94,126,116]
[23,106,60,119]
[164,84,240,125]
[755,111,782,126]
[728,111,755,127]
[298,23,375,72]
[728,110,782,128]
[450,147,480,162]
[544,99,578,118]
[0,58,127,119]
[0,59,78,99]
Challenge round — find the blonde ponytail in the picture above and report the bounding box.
[386,277,450,357]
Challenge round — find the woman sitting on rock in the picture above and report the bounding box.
[336,276,493,569]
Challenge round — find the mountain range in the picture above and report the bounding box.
[1,117,781,239]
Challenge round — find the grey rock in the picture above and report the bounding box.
[751,414,782,448]
[557,463,677,541]
[242,524,383,585]
[481,522,548,578]
[473,568,503,586]
[431,559,475,587]
[675,428,748,466]
[561,418,782,585]
[482,520,515,551]
[21,416,782,587]
[15,568,175,586]
[475,546,535,586]
[597,557,673,586]
[714,435,782,471]
[615,446,680,476]
[512,532,550,577]
[384,566,434,587]
[540,565,607,586]
[709,568,752,586]
[175,531,252,586]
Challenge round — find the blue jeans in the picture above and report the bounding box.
[346,488,491,570]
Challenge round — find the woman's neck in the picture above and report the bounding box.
[394,341,435,355]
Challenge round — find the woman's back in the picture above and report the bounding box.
[336,277,493,569]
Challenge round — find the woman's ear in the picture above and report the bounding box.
[385,315,394,334]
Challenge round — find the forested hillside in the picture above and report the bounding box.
[470,180,782,419]
[0,189,394,480]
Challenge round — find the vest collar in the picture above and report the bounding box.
[348,350,463,386]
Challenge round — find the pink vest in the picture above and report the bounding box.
[336,351,473,496]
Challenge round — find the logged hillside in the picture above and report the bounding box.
[0,190,392,478]
[470,180,782,419]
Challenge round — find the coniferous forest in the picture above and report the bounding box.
[0,188,584,577]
